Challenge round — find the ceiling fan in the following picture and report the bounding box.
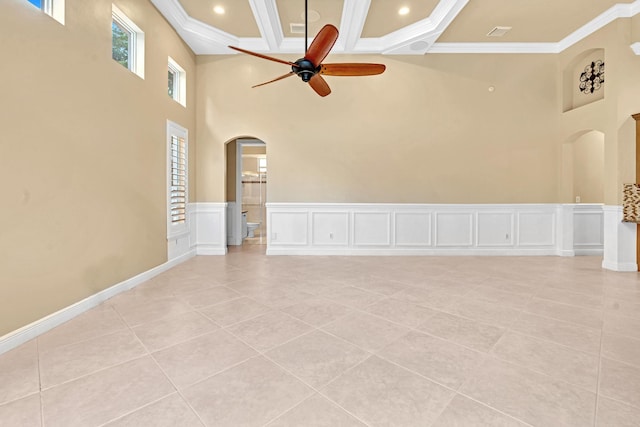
[228,0,386,97]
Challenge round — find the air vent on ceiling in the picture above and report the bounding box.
[290,23,306,34]
[486,26,512,37]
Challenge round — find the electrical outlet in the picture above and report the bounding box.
[505,233,509,240]
[329,232,334,239]
[575,196,581,203]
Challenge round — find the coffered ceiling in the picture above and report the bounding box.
[151,0,640,55]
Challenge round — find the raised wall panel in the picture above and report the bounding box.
[477,212,514,247]
[312,212,349,246]
[353,212,391,246]
[435,213,473,247]
[264,203,603,256]
[395,212,432,246]
[192,203,228,255]
[574,212,604,246]
[518,212,555,246]
[270,212,308,245]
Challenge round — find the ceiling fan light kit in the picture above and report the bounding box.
[228,1,385,97]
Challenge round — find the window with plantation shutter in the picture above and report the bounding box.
[167,121,188,238]
[170,135,187,224]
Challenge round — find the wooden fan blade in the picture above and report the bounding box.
[309,74,331,97]
[305,24,339,67]
[228,46,296,67]
[320,63,386,76]
[252,72,295,88]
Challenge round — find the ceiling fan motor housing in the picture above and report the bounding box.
[293,58,319,82]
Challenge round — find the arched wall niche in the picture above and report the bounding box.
[562,48,605,112]
[561,130,605,203]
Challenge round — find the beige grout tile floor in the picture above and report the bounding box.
[2,246,640,426]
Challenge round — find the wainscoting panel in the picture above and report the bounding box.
[191,202,227,255]
[270,211,308,246]
[266,204,600,256]
[573,205,604,254]
[312,212,349,246]
[602,205,637,271]
[435,212,474,247]
[477,212,514,247]
[395,212,432,246]
[353,212,391,246]
[517,211,556,246]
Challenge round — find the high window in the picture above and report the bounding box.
[112,5,145,78]
[26,0,65,24]
[167,121,189,238]
[168,57,186,106]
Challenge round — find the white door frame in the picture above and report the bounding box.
[228,138,265,246]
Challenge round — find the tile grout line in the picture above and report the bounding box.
[20,254,639,427]
[36,338,44,427]
[593,307,606,427]
[213,306,388,427]
[106,309,209,427]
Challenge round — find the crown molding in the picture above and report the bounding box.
[152,0,640,56]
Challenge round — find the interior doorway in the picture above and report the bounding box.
[241,142,267,245]
[225,138,267,247]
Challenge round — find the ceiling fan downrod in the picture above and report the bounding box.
[305,0,308,53]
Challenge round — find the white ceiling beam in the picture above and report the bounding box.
[248,0,284,50]
[379,0,469,55]
[153,0,640,56]
[338,0,371,51]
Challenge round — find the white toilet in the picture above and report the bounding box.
[246,222,260,238]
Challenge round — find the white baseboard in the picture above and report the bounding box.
[0,249,196,356]
[267,247,560,256]
[602,260,638,272]
[196,246,228,255]
[557,249,577,257]
[575,249,605,256]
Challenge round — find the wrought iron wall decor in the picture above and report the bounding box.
[579,60,604,94]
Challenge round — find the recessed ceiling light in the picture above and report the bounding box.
[398,6,410,15]
[213,5,225,15]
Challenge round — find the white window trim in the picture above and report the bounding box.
[112,4,145,79]
[29,0,65,24]
[167,121,189,239]
[49,0,64,24]
[168,56,187,107]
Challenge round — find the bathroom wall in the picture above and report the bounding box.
[242,154,267,225]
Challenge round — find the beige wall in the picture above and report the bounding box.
[559,18,640,204]
[573,131,605,203]
[0,0,196,336]
[196,53,560,203]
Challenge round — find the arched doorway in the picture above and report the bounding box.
[225,137,267,247]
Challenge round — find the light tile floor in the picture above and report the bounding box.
[2,246,640,426]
